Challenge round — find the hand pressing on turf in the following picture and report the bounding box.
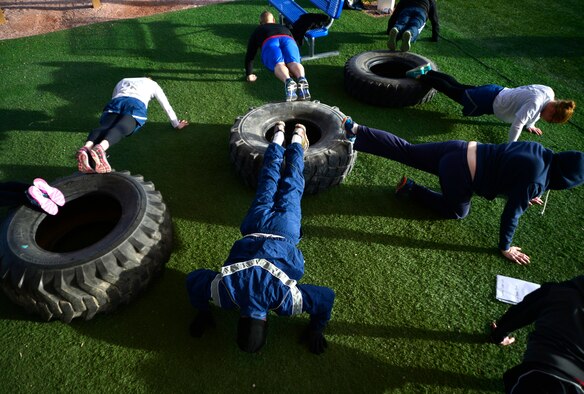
[490,322,515,346]
[175,120,189,130]
[501,246,530,265]
[527,126,543,136]
[189,309,215,337]
[247,74,257,82]
[301,326,328,355]
[529,196,544,206]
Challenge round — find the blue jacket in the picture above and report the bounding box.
[474,142,584,250]
[187,236,335,331]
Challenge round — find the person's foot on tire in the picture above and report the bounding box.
[27,185,58,215]
[293,123,309,151]
[341,116,358,143]
[405,63,432,79]
[271,120,286,145]
[90,145,112,173]
[33,178,65,206]
[285,78,298,102]
[297,77,311,101]
[274,120,285,134]
[76,147,95,174]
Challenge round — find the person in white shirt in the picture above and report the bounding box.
[406,67,575,142]
[76,77,189,173]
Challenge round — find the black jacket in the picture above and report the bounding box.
[491,276,584,381]
[244,23,293,76]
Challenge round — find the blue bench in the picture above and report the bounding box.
[268,0,344,61]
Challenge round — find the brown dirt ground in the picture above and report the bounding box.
[0,0,389,41]
[0,0,226,40]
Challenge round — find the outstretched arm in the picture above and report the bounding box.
[152,82,189,129]
[508,102,541,142]
[244,29,260,79]
[429,0,440,41]
[298,284,335,354]
[186,269,219,337]
[490,284,551,344]
[499,187,538,264]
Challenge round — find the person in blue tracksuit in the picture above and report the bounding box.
[490,276,584,393]
[341,116,584,265]
[186,122,335,354]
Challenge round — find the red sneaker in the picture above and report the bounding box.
[90,145,112,173]
[76,147,95,173]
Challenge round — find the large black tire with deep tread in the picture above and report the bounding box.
[344,50,438,107]
[0,171,173,323]
[230,101,357,194]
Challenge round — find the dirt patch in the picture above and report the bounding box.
[0,0,390,41]
[0,0,227,40]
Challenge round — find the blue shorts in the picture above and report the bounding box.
[261,35,301,72]
[461,84,504,116]
[102,96,148,131]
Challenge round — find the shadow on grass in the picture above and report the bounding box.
[329,320,487,344]
[438,36,583,59]
[304,223,494,255]
[37,61,173,132]
[60,267,500,392]
[0,165,73,186]
[0,109,54,133]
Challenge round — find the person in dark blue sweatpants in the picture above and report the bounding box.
[186,122,335,355]
[341,116,584,265]
[352,124,473,220]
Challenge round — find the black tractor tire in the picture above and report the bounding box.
[230,101,357,194]
[0,171,173,323]
[344,50,438,107]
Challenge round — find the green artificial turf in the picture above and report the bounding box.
[0,0,583,392]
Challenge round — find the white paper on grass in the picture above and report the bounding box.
[496,275,540,305]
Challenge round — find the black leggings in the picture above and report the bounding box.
[0,182,29,207]
[421,71,476,104]
[86,113,137,147]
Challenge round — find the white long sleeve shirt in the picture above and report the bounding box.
[112,78,180,128]
[492,85,554,142]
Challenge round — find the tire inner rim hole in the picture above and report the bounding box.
[370,61,413,78]
[264,119,322,145]
[36,192,122,253]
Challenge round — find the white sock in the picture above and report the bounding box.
[291,134,303,145]
[273,131,285,146]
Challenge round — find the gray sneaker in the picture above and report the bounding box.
[387,27,398,50]
[401,30,412,52]
[285,80,298,102]
[297,79,311,101]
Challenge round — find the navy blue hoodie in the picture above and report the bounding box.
[474,142,584,250]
